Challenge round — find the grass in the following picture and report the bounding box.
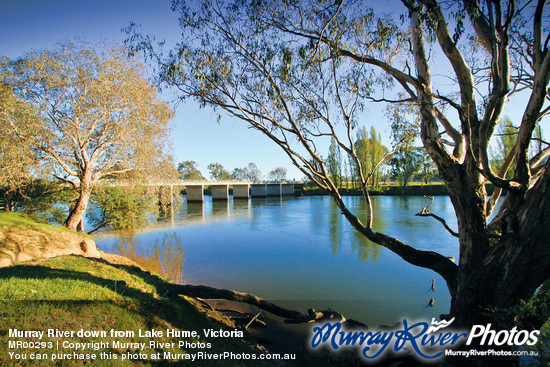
[0,255,271,366]
[0,213,276,366]
[0,212,83,235]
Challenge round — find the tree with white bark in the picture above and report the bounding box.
[2,40,173,231]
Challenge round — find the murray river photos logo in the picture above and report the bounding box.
[310,318,540,361]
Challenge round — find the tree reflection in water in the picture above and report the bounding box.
[352,231,382,264]
[113,232,186,283]
[329,197,383,263]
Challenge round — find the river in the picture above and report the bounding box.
[92,195,458,327]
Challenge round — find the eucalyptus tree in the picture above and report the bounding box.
[128,0,550,331]
[207,162,232,180]
[178,160,206,180]
[232,162,262,181]
[267,167,288,182]
[390,147,423,193]
[245,162,263,181]
[418,148,437,184]
[2,40,173,231]
[231,167,248,180]
[0,82,41,197]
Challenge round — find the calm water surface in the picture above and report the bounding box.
[92,195,458,327]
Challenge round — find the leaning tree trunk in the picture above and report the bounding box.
[64,170,93,232]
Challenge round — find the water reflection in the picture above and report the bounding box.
[185,202,205,221]
[112,232,186,283]
[345,196,385,263]
[94,195,458,326]
[352,231,382,264]
[232,198,250,211]
[309,196,328,235]
[328,203,342,256]
[211,200,230,217]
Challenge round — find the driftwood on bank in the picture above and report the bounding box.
[162,282,366,327]
[245,311,264,330]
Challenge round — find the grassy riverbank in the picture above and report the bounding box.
[0,213,289,366]
[300,181,447,196]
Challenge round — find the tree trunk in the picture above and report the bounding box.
[64,170,93,232]
[449,166,550,329]
[65,188,91,232]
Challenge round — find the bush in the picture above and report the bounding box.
[485,282,550,366]
[0,179,73,224]
[87,184,158,233]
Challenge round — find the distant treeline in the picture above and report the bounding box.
[299,183,497,197]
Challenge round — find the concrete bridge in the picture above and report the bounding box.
[181,181,295,202]
[112,180,298,204]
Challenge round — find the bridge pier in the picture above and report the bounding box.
[266,183,281,196]
[233,184,250,199]
[212,184,229,201]
[183,181,290,201]
[212,200,230,216]
[282,184,295,196]
[186,201,205,218]
[251,184,267,198]
[186,184,204,202]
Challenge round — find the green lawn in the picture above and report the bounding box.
[0,213,272,366]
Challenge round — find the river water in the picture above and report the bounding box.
[92,195,458,327]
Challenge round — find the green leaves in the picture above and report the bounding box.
[207,162,232,180]
[177,160,205,180]
[326,137,343,188]
[0,82,42,193]
[279,46,293,81]
[87,184,157,232]
[2,40,173,229]
[5,40,174,184]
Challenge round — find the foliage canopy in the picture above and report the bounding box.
[2,40,174,231]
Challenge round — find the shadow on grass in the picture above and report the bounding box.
[0,256,307,366]
[0,263,154,301]
[0,258,210,333]
[0,257,253,366]
[0,257,232,328]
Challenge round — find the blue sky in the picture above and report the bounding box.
[0,1,540,180]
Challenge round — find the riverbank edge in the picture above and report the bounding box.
[0,212,309,366]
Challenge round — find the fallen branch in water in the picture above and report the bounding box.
[99,257,366,327]
[245,311,264,330]
[161,282,366,327]
[285,308,345,324]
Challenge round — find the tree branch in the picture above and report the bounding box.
[327,192,458,293]
[409,7,457,175]
[415,196,459,237]
[421,0,478,133]
[487,144,517,217]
